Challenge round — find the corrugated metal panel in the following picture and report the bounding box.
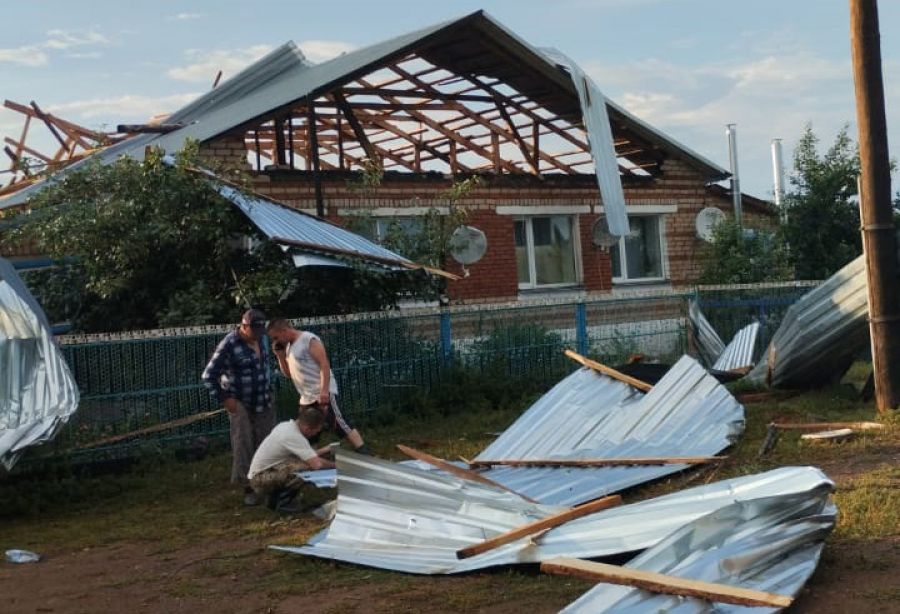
[688,300,726,367]
[539,48,628,237]
[0,257,80,469]
[472,355,744,506]
[748,255,868,388]
[276,455,831,575]
[712,320,760,373]
[214,183,414,266]
[562,489,835,613]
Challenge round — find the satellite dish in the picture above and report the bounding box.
[695,207,726,242]
[449,225,487,265]
[591,217,620,248]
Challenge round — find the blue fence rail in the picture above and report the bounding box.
[16,283,816,468]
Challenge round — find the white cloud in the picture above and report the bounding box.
[43,29,109,50]
[0,45,48,66]
[49,93,201,121]
[171,12,202,20]
[582,48,876,197]
[298,40,357,63]
[166,45,274,83]
[65,51,103,60]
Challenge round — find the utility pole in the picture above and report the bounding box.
[850,0,900,413]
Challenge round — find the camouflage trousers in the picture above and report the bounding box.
[249,458,309,495]
[228,403,276,485]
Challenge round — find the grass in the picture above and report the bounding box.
[1,361,898,612]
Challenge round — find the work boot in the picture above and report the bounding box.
[274,487,301,514]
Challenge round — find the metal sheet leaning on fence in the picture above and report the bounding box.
[201,308,276,506]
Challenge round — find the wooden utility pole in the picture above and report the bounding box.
[850,0,900,413]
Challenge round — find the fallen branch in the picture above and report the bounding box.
[540,557,793,608]
[770,421,885,431]
[456,495,621,559]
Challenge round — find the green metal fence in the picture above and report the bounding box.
[17,283,816,468]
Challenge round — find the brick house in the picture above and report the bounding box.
[1,11,775,303]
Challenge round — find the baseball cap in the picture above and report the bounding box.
[241,308,267,330]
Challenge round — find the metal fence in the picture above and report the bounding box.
[18,283,817,468]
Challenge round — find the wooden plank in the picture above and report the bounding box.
[540,558,793,608]
[564,349,653,392]
[396,444,537,503]
[456,495,622,559]
[470,456,726,468]
[772,421,885,431]
[331,91,378,162]
[30,101,68,149]
[79,409,226,449]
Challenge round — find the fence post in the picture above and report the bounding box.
[576,302,588,355]
[440,310,453,365]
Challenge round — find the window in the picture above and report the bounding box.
[514,215,579,289]
[610,216,665,282]
[357,217,426,243]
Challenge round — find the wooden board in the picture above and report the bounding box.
[540,557,793,608]
[564,349,653,392]
[456,495,621,559]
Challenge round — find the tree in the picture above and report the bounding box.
[1,142,295,331]
[782,125,862,279]
[699,220,792,285]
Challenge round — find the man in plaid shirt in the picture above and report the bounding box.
[202,308,275,506]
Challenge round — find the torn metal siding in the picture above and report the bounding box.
[276,454,832,575]
[712,320,760,373]
[473,355,744,506]
[0,258,80,469]
[688,300,726,368]
[562,491,835,613]
[748,255,869,388]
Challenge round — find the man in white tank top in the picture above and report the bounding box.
[267,319,368,453]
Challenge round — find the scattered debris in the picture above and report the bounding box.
[758,420,884,456]
[801,428,856,443]
[554,484,835,612]
[5,549,41,564]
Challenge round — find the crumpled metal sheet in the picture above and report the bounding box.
[748,255,868,388]
[562,490,835,613]
[472,355,744,506]
[688,300,726,368]
[0,258,80,469]
[712,321,760,373]
[275,454,832,575]
[299,355,745,505]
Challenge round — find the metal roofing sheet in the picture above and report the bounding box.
[0,257,80,469]
[561,488,835,613]
[471,355,745,506]
[276,456,831,575]
[748,255,869,388]
[214,183,414,266]
[712,320,760,373]
[688,300,726,367]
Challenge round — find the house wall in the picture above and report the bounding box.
[198,139,775,303]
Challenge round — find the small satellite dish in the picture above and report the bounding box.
[591,217,620,248]
[695,207,726,242]
[449,225,487,265]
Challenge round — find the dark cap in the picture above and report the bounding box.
[241,308,267,329]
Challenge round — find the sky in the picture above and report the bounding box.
[1,0,898,199]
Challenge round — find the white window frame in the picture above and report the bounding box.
[515,215,583,290]
[611,214,669,284]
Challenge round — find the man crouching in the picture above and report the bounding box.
[247,404,335,513]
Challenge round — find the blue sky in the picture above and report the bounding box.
[2,0,898,198]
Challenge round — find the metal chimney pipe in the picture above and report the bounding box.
[771,138,786,224]
[726,124,742,227]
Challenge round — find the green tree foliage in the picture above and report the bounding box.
[782,124,862,279]
[1,143,294,331]
[699,220,792,284]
